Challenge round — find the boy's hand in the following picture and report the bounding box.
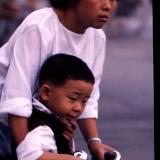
[62,120,77,141]
[88,141,115,160]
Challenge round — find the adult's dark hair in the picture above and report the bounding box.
[39,53,95,86]
[49,0,80,10]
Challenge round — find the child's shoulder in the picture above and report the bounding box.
[8,8,57,43]
[96,29,106,39]
[14,7,58,36]
[88,28,106,42]
[23,7,56,26]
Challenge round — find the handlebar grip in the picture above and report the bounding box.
[104,152,116,160]
[92,152,116,160]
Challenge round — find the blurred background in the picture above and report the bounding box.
[0,0,153,160]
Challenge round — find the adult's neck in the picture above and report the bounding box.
[53,7,87,34]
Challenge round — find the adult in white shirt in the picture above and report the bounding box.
[0,0,119,160]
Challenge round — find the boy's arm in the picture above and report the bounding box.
[38,152,82,160]
[15,125,83,160]
[8,114,28,145]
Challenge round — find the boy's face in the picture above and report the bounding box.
[40,80,93,124]
[73,0,118,29]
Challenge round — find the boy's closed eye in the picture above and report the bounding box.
[68,96,77,101]
[68,96,89,104]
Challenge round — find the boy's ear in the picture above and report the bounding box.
[39,84,52,101]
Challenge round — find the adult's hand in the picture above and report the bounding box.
[88,141,115,160]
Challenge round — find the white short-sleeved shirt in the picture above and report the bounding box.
[0,8,106,123]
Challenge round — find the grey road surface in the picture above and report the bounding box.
[75,36,154,160]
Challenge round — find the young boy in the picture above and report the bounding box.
[13,54,94,160]
[0,0,119,159]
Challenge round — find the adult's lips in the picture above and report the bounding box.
[98,15,109,22]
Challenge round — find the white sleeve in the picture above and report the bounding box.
[16,125,57,160]
[0,25,50,117]
[78,31,106,119]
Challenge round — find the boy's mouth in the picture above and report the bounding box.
[66,114,77,121]
[59,114,77,124]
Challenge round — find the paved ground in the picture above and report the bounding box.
[75,36,154,160]
[75,2,153,159]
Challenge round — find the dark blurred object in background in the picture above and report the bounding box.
[0,0,21,19]
[104,0,152,39]
[0,0,49,47]
[0,0,21,46]
[115,0,142,17]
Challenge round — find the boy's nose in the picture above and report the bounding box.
[73,103,83,113]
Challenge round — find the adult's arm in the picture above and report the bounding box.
[77,31,116,160]
[77,30,106,131]
[0,25,52,143]
[78,30,106,119]
[8,115,28,144]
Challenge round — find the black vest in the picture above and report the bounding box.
[28,107,73,154]
[12,107,73,160]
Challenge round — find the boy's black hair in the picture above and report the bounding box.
[39,53,95,86]
[49,0,79,10]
